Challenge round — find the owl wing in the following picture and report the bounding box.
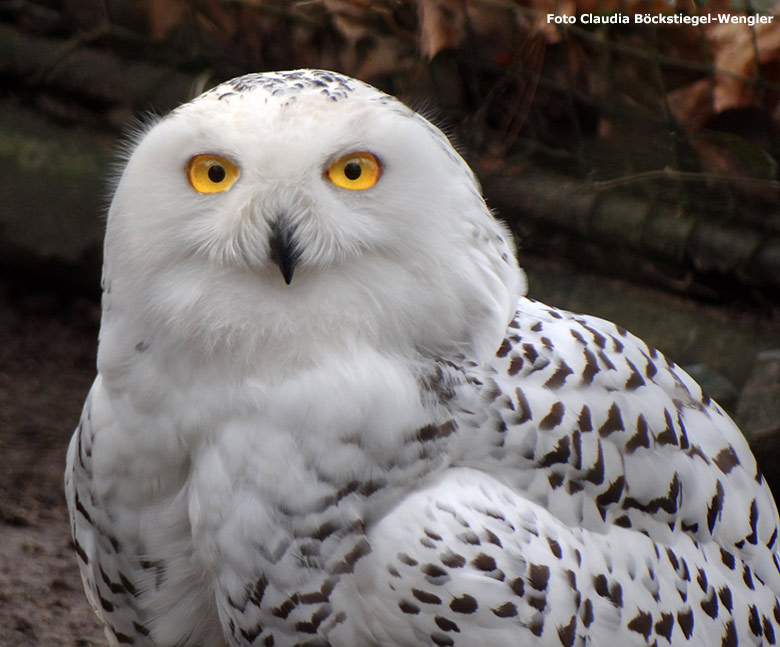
[484,298,780,578]
[344,467,779,647]
[337,297,780,646]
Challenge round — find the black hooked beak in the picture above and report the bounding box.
[268,218,300,285]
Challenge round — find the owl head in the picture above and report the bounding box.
[100,70,525,372]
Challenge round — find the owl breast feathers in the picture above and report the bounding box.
[66,69,780,647]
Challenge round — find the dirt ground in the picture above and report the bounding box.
[0,276,104,646]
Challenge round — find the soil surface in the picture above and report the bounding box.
[0,277,104,646]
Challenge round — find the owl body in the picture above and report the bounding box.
[67,70,780,647]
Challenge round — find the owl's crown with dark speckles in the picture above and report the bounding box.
[198,69,395,104]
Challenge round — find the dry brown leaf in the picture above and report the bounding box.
[667,78,714,129]
[418,0,466,58]
[354,35,416,78]
[708,18,780,114]
[323,0,376,45]
[147,0,186,39]
[664,9,780,127]
[316,0,415,79]
[418,1,544,63]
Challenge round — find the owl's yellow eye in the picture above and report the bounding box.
[326,152,382,191]
[186,154,240,194]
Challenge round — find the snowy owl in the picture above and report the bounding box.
[66,69,780,647]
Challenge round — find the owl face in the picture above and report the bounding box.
[102,71,522,365]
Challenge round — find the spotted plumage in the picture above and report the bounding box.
[66,69,780,646]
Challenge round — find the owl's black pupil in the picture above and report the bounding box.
[208,164,226,183]
[344,161,362,181]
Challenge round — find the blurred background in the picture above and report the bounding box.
[1,1,779,644]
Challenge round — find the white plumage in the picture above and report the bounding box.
[66,69,780,647]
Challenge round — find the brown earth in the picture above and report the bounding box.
[0,277,104,646]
